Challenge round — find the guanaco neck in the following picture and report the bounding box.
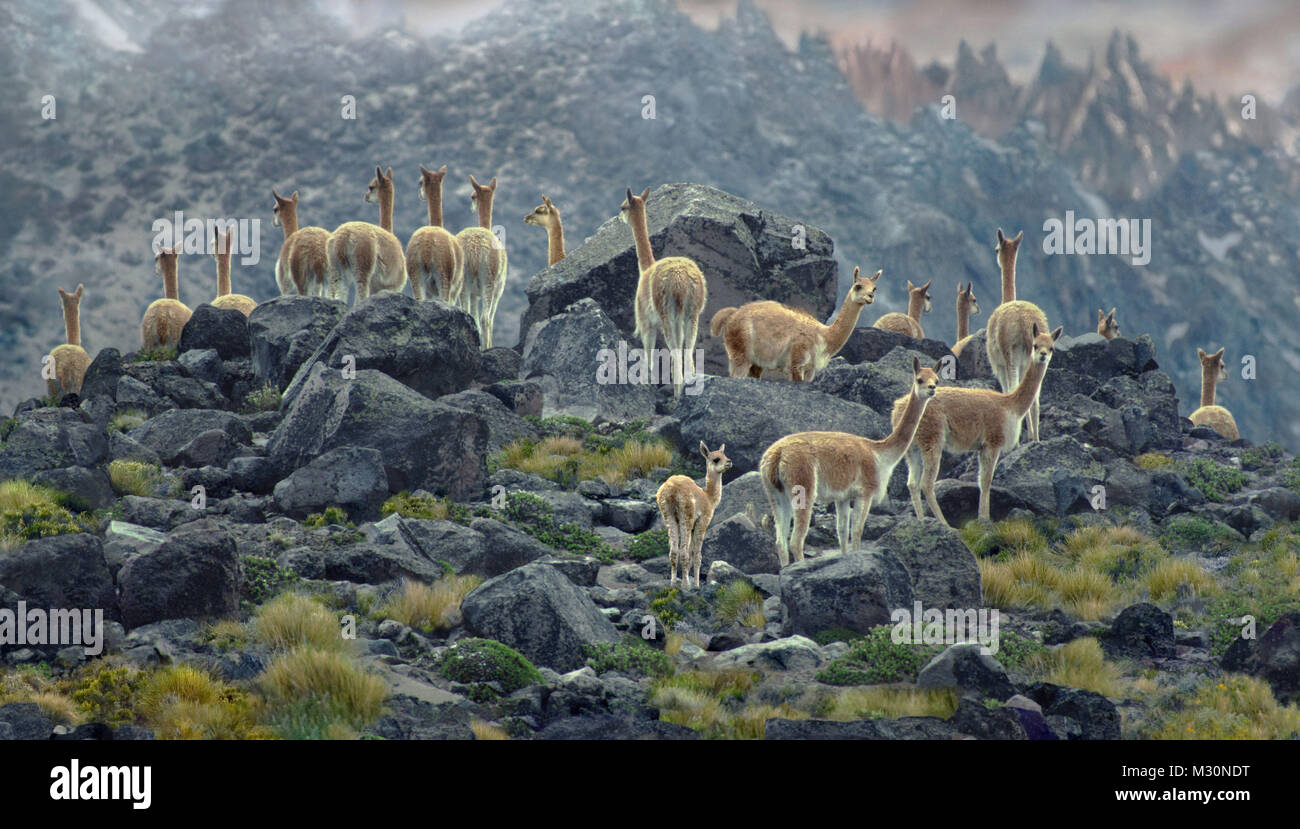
[628,202,656,274]
[1007,357,1048,415]
[999,250,1016,303]
[378,183,395,233]
[907,291,926,322]
[216,247,232,297]
[546,215,566,266]
[64,303,81,346]
[280,205,299,240]
[872,388,928,462]
[161,257,180,301]
[957,297,970,341]
[476,192,493,230]
[1200,365,1218,408]
[822,298,867,355]
[703,467,723,508]
[426,182,444,228]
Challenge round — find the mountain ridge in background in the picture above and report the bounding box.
[2,0,1298,446]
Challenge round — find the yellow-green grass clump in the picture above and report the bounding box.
[1025,637,1126,699]
[0,479,96,553]
[960,517,1049,559]
[1145,675,1300,740]
[108,409,147,434]
[816,686,960,722]
[714,580,765,628]
[259,647,387,739]
[107,459,167,497]
[493,435,673,487]
[373,575,482,633]
[470,719,510,740]
[138,664,274,740]
[253,592,346,653]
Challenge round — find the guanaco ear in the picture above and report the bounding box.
[912,355,920,373]
[271,188,282,201]
[967,282,973,292]
[385,167,393,179]
[640,186,650,201]
[625,186,634,204]
[75,284,83,297]
[1214,347,1225,361]
[907,279,915,289]
[996,228,1005,244]
[291,191,299,202]
[717,444,725,454]
[470,174,481,190]
[1098,309,1105,322]
[1108,307,1116,319]
[375,166,383,180]
[1032,322,1040,337]
[919,280,931,291]
[543,195,553,208]
[870,270,881,282]
[852,266,860,280]
[699,441,710,457]
[419,164,430,175]
[438,164,447,174]
[1051,326,1063,341]
[1197,347,1207,359]
[58,287,67,298]
[932,359,943,372]
[1012,230,1023,243]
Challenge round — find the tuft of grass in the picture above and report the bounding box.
[260,647,386,738]
[819,686,960,721]
[583,639,674,678]
[1028,638,1126,699]
[0,479,96,552]
[491,427,677,488]
[203,619,250,652]
[108,409,147,434]
[815,625,943,686]
[304,506,351,528]
[107,459,166,497]
[714,580,765,628]
[131,346,177,363]
[244,384,281,413]
[1134,452,1173,470]
[138,664,273,740]
[380,491,471,524]
[470,719,509,740]
[1143,557,1219,602]
[1143,675,1300,740]
[1182,457,1247,502]
[253,593,345,653]
[373,575,482,634]
[960,518,1048,559]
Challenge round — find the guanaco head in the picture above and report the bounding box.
[524,195,560,227]
[995,228,1023,270]
[1197,347,1228,382]
[417,164,447,202]
[844,267,880,306]
[619,186,651,225]
[366,166,394,204]
[57,284,84,316]
[907,279,932,312]
[958,282,979,317]
[699,441,733,475]
[912,356,940,400]
[1031,322,1063,366]
[1097,307,1119,339]
[469,174,497,207]
[271,189,298,228]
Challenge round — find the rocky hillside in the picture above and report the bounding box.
[1,183,1297,740]
[2,0,1298,447]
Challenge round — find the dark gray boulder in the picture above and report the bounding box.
[272,446,390,521]
[0,534,119,622]
[129,410,251,467]
[1099,602,1175,660]
[700,513,781,575]
[0,408,107,479]
[117,520,241,629]
[460,562,621,671]
[917,644,1018,700]
[179,303,251,360]
[780,550,914,637]
[873,518,981,609]
[267,363,487,500]
[248,296,349,391]
[281,293,479,406]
